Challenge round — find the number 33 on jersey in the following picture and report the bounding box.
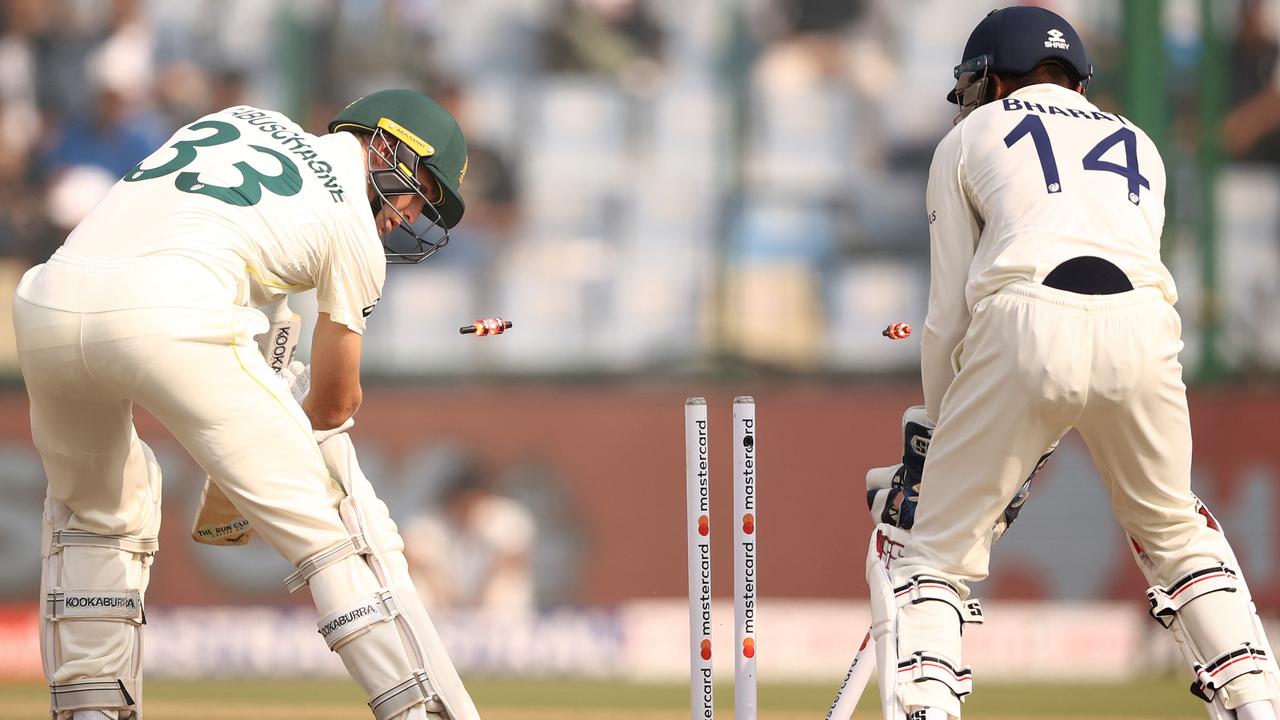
[94,105,386,333]
[125,119,303,207]
[124,108,349,207]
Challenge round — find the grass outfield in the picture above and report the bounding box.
[0,677,1207,719]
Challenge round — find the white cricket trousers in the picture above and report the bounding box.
[896,282,1227,586]
[13,297,351,702]
[892,281,1270,712]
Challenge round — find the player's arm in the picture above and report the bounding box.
[304,312,363,430]
[921,124,980,422]
[308,217,384,430]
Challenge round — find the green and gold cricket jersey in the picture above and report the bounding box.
[23,106,384,333]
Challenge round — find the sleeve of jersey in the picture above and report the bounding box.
[315,228,386,335]
[921,125,980,423]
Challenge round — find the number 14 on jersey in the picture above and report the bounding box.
[1004,114,1151,205]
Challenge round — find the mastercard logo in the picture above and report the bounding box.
[700,639,712,660]
[742,637,755,659]
[698,515,710,536]
[742,513,755,534]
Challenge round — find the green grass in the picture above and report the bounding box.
[0,677,1207,718]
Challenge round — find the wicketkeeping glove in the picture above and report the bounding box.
[865,405,1056,538]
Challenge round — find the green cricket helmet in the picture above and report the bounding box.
[329,89,468,263]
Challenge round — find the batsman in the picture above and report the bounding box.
[12,89,481,719]
[870,6,1280,720]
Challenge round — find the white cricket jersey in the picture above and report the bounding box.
[921,83,1177,419]
[17,106,385,333]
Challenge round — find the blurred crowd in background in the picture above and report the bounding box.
[0,0,1278,625]
[1,0,1279,378]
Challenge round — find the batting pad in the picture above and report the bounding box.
[286,430,479,720]
[866,525,905,720]
[42,441,162,720]
[868,524,973,720]
[1129,500,1280,718]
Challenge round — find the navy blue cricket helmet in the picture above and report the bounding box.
[948,6,1093,119]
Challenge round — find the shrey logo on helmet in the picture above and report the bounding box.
[1045,29,1070,50]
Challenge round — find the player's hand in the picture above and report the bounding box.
[867,406,1055,540]
[278,360,310,404]
[865,407,931,530]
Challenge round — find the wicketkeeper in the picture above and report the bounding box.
[876,7,1280,720]
[12,89,480,719]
